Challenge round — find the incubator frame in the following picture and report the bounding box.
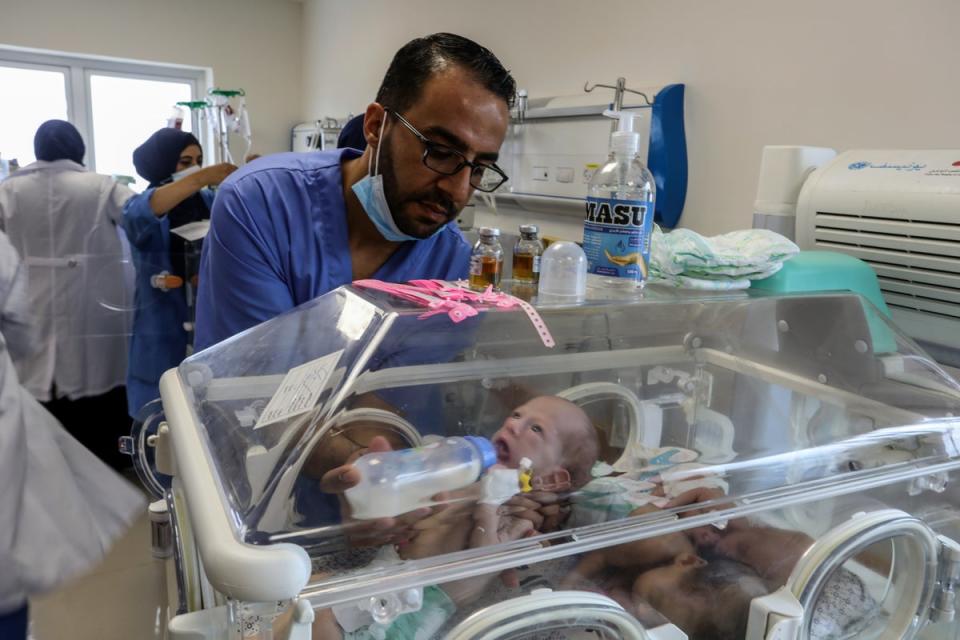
[155,287,960,639]
[160,346,960,608]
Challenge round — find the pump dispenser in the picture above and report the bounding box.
[583,110,656,289]
[610,110,641,159]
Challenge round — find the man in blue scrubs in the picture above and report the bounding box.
[194,33,515,350]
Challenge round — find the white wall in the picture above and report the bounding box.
[302,0,960,235]
[1,0,302,155]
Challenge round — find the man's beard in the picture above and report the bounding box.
[379,137,459,239]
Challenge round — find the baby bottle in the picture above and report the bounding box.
[344,436,498,519]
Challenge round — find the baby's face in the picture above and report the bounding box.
[491,396,575,476]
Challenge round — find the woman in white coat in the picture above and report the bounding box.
[0,120,135,469]
[0,228,143,639]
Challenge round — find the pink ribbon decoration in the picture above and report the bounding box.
[353,279,555,348]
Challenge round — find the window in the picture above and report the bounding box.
[0,64,69,166]
[89,74,194,182]
[0,46,207,190]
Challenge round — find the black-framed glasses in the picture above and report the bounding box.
[386,109,508,193]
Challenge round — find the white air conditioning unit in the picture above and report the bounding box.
[794,149,960,365]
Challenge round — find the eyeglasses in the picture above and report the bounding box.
[386,109,508,193]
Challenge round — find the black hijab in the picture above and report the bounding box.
[133,128,209,282]
[34,120,86,164]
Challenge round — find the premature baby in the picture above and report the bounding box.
[565,501,880,640]
[563,500,767,640]
[398,394,600,563]
[295,395,600,640]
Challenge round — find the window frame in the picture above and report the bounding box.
[0,44,209,172]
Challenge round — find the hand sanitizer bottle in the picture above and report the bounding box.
[583,111,656,289]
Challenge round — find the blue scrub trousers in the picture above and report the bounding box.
[0,603,28,640]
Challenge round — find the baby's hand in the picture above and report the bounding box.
[665,485,729,514]
[438,504,535,606]
[470,502,535,549]
[500,491,570,532]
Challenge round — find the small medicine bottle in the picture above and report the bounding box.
[469,227,504,291]
[512,224,544,284]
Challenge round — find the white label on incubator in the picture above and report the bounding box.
[254,349,344,429]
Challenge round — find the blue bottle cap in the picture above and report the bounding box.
[465,436,498,471]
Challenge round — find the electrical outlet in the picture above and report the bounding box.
[532,166,549,181]
[556,167,575,183]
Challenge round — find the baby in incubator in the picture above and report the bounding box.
[565,495,880,640]
[284,395,601,640]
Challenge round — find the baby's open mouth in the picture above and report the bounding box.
[493,436,510,462]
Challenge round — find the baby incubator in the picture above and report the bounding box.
[147,281,960,640]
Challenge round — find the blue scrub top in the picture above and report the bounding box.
[193,149,472,351]
[122,188,215,417]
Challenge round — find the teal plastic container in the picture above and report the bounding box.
[752,251,897,353]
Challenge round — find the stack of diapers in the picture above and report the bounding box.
[648,225,799,290]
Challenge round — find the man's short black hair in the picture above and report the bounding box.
[376,33,516,113]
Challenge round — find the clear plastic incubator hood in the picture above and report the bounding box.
[157,282,960,640]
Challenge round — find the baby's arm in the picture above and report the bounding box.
[439,503,535,605]
[711,523,813,587]
[562,504,695,587]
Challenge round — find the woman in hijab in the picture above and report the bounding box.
[0,120,135,470]
[123,128,236,418]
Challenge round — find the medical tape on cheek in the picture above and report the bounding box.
[531,469,571,492]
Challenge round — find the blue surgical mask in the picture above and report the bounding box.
[352,173,420,242]
[351,115,445,242]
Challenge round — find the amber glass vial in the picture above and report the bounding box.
[512,224,544,284]
[469,227,503,291]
